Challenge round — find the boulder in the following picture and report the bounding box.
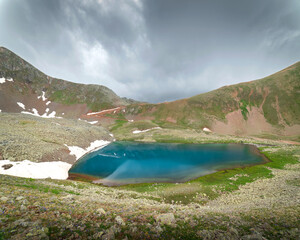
[96,208,106,216]
[155,213,176,225]
[1,164,13,170]
[115,216,125,225]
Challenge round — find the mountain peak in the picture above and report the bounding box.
[0,47,134,117]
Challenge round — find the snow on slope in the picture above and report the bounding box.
[132,127,161,134]
[0,77,13,84]
[21,108,62,119]
[0,160,71,180]
[65,140,111,160]
[17,102,25,110]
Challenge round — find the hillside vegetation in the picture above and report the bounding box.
[1,46,299,138]
[109,62,300,138]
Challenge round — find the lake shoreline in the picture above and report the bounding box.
[68,142,270,187]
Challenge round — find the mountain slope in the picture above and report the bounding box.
[0,47,132,118]
[1,47,299,138]
[112,62,300,138]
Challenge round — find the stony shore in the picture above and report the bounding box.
[1,158,299,239]
[0,112,113,164]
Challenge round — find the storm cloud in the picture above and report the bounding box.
[0,0,299,102]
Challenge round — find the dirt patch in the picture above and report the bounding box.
[282,124,300,136]
[275,95,286,126]
[248,88,253,103]
[212,107,275,135]
[259,87,269,111]
[212,106,300,137]
[231,89,239,99]
[166,117,177,123]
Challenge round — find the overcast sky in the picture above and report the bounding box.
[0,0,299,103]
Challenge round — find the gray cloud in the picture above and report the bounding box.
[0,0,299,103]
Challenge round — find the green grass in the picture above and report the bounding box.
[0,177,80,195]
[111,120,159,137]
[153,134,197,144]
[254,133,300,141]
[261,147,299,169]
[13,183,77,195]
[240,100,249,120]
[19,120,36,125]
[109,119,128,132]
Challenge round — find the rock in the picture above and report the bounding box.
[93,231,103,239]
[102,233,115,240]
[20,204,27,211]
[155,225,163,233]
[16,196,24,201]
[1,164,13,170]
[288,228,300,239]
[109,226,121,234]
[229,227,239,236]
[0,197,8,202]
[63,195,75,201]
[115,216,125,225]
[131,226,138,233]
[241,232,266,240]
[26,233,34,237]
[197,230,213,239]
[43,227,49,235]
[155,213,176,225]
[96,208,106,216]
[13,219,29,227]
[102,227,116,240]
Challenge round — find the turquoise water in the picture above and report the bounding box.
[69,142,266,185]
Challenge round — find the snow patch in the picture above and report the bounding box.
[0,160,71,180]
[47,111,56,118]
[128,119,134,122]
[17,102,25,110]
[87,107,121,115]
[21,108,61,119]
[132,127,161,134]
[0,109,2,113]
[78,118,99,125]
[0,77,13,84]
[88,121,98,125]
[37,91,47,101]
[46,101,51,105]
[65,140,110,160]
[203,127,212,133]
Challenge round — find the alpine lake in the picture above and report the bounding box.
[68,142,268,186]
